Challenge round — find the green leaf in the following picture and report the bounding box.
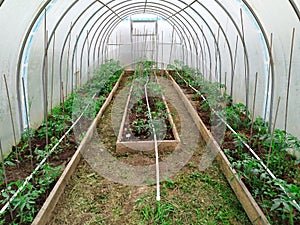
[271,199,281,211]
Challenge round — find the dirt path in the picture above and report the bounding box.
[48,75,251,225]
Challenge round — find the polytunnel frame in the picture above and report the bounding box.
[99,2,217,78]
[100,8,189,66]
[97,6,189,62]
[42,0,192,102]
[55,0,219,110]
[94,0,226,83]
[48,0,201,90]
[95,1,196,65]
[94,9,187,67]
[59,0,243,116]
[90,9,186,65]
[104,0,221,74]
[99,0,256,107]
[14,0,216,128]
[16,0,52,130]
[105,0,274,124]
[289,0,300,21]
[15,0,280,132]
[5,0,299,220]
[36,0,188,105]
[58,0,112,95]
[54,0,190,78]
[96,3,203,68]
[65,0,252,122]
[239,0,275,126]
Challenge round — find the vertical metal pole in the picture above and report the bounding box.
[130,17,134,69]
[61,82,66,146]
[119,32,122,60]
[250,72,258,137]
[201,27,205,78]
[264,33,273,127]
[50,32,55,111]
[115,32,118,60]
[152,31,155,63]
[75,35,79,88]
[231,36,239,97]
[143,27,147,59]
[161,30,164,69]
[240,9,249,114]
[66,23,72,97]
[87,30,90,81]
[224,71,227,92]
[216,27,220,85]
[156,19,159,69]
[190,35,193,67]
[284,28,295,134]
[44,10,49,156]
[202,29,207,79]
[3,74,19,166]
[169,26,175,64]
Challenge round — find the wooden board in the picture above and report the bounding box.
[116,74,180,154]
[32,71,125,225]
[167,71,270,225]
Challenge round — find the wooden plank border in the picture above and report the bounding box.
[32,71,125,225]
[167,72,270,225]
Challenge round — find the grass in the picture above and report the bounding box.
[48,156,250,225]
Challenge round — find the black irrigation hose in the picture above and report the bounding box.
[172,70,300,212]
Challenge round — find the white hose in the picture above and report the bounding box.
[0,93,97,215]
[175,70,300,212]
[144,76,161,201]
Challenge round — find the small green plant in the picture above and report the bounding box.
[130,119,151,137]
[271,179,300,225]
[232,133,248,159]
[154,101,166,111]
[147,82,164,96]
[139,201,174,224]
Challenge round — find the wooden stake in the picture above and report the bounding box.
[250,72,258,137]
[231,36,238,97]
[284,27,295,134]
[0,139,14,220]
[267,97,280,168]
[22,77,33,170]
[61,82,66,146]
[3,74,19,166]
[50,32,55,111]
[169,26,175,64]
[66,23,72,97]
[43,8,51,165]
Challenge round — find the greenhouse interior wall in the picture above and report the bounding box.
[0,0,299,158]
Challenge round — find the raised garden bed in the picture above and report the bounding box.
[0,60,124,225]
[25,67,259,224]
[43,69,251,224]
[167,71,269,224]
[167,63,300,225]
[116,72,180,154]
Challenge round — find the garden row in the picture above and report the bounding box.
[168,61,300,224]
[116,60,178,155]
[0,60,123,225]
[45,62,251,224]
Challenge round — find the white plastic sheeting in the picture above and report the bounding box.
[0,0,299,155]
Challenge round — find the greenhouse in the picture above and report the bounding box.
[0,0,299,224]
